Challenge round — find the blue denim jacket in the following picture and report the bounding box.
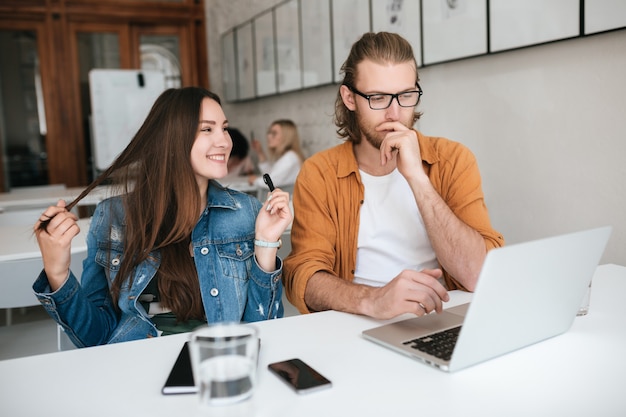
[33,182,284,347]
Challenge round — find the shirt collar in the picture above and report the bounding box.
[415,129,439,165]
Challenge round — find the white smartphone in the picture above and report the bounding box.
[268,358,332,394]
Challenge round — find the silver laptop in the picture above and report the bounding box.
[362,226,612,372]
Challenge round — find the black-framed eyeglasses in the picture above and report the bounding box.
[346,83,423,110]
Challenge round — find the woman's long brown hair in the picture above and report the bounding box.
[40,87,221,321]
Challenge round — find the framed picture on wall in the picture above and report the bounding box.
[584,0,626,35]
[236,21,255,100]
[490,0,580,52]
[301,0,333,88]
[332,0,371,83]
[275,0,301,93]
[221,30,237,102]
[371,0,422,67]
[422,0,487,65]
[254,9,277,97]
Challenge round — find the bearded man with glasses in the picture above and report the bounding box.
[284,32,504,320]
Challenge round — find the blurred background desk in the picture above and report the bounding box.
[0,264,623,417]
[0,217,90,262]
[219,178,262,198]
[0,184,113,213]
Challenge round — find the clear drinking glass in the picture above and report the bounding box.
[189,323,259,406]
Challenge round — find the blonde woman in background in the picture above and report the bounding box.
[249,119,305,191]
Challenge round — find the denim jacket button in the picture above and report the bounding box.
[200,247,209,255]
[210,288,219,297]
[111,258,120,266]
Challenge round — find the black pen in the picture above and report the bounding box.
[263,173,275,192]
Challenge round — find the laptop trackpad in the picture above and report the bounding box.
[446,302,470,317]
[364,308,466,343]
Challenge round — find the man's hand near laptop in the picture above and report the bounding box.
[304,269,450,320]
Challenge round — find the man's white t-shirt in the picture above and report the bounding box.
[353,169,438,287]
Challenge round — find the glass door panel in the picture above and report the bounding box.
[73,30,122,180]
[139,34,182,88]
[0,29,47,189]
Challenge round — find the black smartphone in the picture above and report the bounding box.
[161,339,262,395]
[268,358,332,394]
[161,342,196,395]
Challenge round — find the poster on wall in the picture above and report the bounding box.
[301,0,332,88]
[490,0,579,52]
[221,30,237,102]
[422,0,487,65]
[332,0,371,82]
[275,0,301,93]
[584,0,626,35]
[371,0,422,67]
[254,10,277,97]
[236,21,255,100]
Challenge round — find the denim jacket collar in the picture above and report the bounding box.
[207,180,241,210]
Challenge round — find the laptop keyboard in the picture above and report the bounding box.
[403,326,461,361]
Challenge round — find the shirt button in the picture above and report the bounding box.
[200,247,209,255]
[210,288,219,297]
[112,258,120,266]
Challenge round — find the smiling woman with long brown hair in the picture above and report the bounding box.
[33,87,292,347]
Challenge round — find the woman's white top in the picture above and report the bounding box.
[254,150,302,188]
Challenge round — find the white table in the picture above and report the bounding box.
[1,264,624,417]
[0,185,113,212]
[0,218,90,262]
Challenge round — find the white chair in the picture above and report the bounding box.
[0,257,48,325]
[0,202,73,324]
[0,250,86,349]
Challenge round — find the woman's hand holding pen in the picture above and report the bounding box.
[255,188,291,242]
[254,174,292,270]
[34,200,80,291]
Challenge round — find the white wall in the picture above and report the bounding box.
[205,1,626,266]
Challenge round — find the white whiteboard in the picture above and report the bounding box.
[89,69,166,170]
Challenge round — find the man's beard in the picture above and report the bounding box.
[356,110,384,150]
[356,109,413,150]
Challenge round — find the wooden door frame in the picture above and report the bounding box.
[65,21,132,184]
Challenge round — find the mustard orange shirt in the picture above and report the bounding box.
[283,131,504,313]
